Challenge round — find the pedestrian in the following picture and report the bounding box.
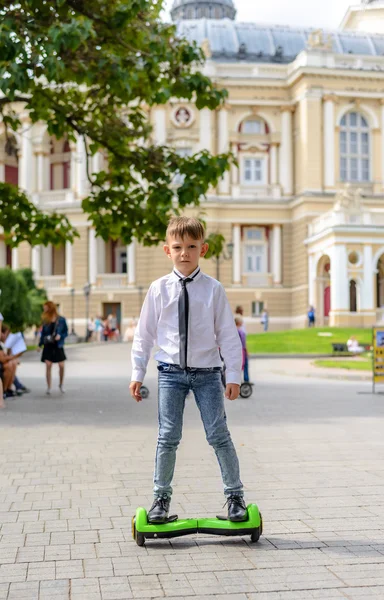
[130,216,248,524]
[235,316,249,383]
[86,317,95,342]
[0,325,19,403]
[308,306,316,328]
[261,308,269,332]
[94,315,103,342]
[235,306,249,380]
[38,301,68,395]
[1,326,29,395]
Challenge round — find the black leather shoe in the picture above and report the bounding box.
[147,497,170,524]
[227,495,247,522]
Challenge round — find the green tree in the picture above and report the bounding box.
[0,268,46,330]
[0,0,232,247]
[18,268,48,327]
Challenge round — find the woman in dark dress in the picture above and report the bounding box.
[39,301,68,395]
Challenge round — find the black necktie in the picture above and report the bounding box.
[175,269,200,369]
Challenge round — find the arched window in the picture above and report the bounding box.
[340,112,370,183]
[350,279,357,312]
[241,118,267,135]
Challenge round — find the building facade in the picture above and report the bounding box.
[2,0,384,332]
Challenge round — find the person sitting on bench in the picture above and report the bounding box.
[347,336,364,354]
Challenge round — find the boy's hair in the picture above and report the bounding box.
[166,216,205,242]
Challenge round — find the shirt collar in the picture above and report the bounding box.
[172,265,202,282]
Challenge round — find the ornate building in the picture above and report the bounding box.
[2,0,384,331]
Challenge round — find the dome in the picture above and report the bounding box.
[171,0,236,21]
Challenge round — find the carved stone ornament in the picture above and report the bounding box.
[201,38,212,59]
[171,106,195,128]
[306,29,333,52]
[333,184,364,214]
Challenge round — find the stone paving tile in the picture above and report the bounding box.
[99,575,133,599]
[8,581,39,599]
[1,347,384,598]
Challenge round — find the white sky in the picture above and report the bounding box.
[162,0,357,29]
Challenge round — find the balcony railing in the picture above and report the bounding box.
[243,273,273,288]
[33,189,75,208]
[38,275,66,290]
[97,273,128,289]
[308,210,375,237]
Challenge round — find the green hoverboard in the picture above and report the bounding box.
[132,504,262,546]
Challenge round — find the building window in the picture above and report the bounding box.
[174,147,192,185]
[252,301,264,317]
[242,157,267,185]
[340,112,370,183]
[350,279,357,312]
[242,118,266,135]
[243,227,267,274]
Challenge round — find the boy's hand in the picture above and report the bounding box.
[130,381,143,402]
[225,383,240,401]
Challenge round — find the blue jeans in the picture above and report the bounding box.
[154,362,243,499]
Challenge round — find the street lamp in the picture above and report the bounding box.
[70,288,76,334]
[83,282,91,341]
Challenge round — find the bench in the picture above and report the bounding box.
[332,343,371,355]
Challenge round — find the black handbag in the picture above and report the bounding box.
[43,319,59,345]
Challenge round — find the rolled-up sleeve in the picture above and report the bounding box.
[214,284,242,385]
[131,284,160,382]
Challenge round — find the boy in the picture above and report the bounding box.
[130,216,247,524]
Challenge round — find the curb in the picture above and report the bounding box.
[269,369,372,382]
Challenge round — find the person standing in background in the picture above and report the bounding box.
[38,301,68,395]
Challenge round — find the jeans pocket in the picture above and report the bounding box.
[157,362,173,372]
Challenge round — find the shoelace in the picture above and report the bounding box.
[153,497,169,511]
[223,495,246,509]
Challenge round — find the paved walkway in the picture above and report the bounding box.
[254,357,373,382]
[0,344,383,599]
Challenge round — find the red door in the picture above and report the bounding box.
[324,286,331,317]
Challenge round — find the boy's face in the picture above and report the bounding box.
[164,234,209,276]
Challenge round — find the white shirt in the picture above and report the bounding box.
[131,267,242,385]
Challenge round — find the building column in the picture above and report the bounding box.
[218,107,230,195]
[0,159,4,182]
[19,126,33,193]
[270,143,278,185]
[31,246,41,278]
[41,245,52,276]
[279,107,293,195]
[76,136,87,198]
[362,245,374,311]
[323,96,335,189]
[231,144,239,186]
[381,100,384,189]
[154,108,166,145]
[272,224,282,285]
[127,241,136,285]
[199,108,212,152]
[89,228,97,285]
[11,248,19,271]
[232,224,241,285]
[35,147,50,193]
[97,237,106,274]
[0,240,6,268]
[308,253,317,309]
[330,245,349,314]
[65,241,73,287]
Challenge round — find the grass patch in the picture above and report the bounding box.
[247,327,372,354]
[314,359,372,371]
